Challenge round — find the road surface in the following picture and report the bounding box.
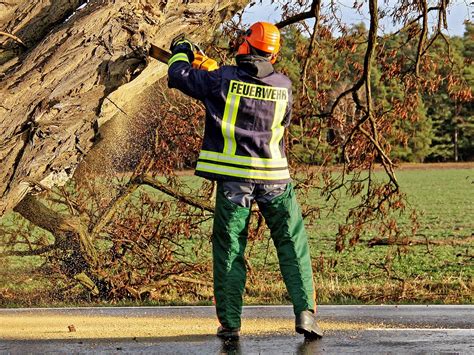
[0,305,473,353]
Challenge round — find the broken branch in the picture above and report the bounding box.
[0,31,25,47]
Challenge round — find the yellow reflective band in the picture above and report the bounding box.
[168,53,189,66]
[228,80,288,102]
[269,100,287,159]
[196,162,291,180]
[199,150,288,168]
[222,94,241,155]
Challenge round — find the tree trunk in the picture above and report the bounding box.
[0,0,248,216]
[454,125,459,162]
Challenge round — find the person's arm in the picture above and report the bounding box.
[167,38,219,101]
[168,60,220,101]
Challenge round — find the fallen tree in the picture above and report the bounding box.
[0,0,248,216]
[0,0,248,297]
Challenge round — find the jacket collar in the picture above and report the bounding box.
[236,54,274,78]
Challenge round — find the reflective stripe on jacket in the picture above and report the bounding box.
[168,53,293,184]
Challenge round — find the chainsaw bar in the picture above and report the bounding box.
[149,44,171,63]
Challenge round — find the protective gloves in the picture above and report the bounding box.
[170,35,195,63]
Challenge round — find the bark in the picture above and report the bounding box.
[0,0,248,216]
[0,1,85,48]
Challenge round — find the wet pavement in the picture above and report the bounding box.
[1,305,473,353]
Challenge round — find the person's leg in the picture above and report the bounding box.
[256,183,315,313]
[212,181,252,331]
[256,183,322,338]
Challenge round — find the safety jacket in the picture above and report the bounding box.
[168,53,293,184]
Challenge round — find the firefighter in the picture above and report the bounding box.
[167,22,323,340]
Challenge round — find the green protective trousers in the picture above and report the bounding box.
[212,183,315,329]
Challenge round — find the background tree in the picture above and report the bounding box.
[423,22,474,162]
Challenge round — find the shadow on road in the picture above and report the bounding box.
[219,337,323,355]
[1,334,325,354]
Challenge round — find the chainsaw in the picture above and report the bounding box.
[149,40,219,71]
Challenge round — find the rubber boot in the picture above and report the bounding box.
[295,310,324,339]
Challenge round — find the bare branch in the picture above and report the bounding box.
[135,175,215,213]
[368,235,474,247]
[389,6,441,37]
[359,127,398,188]
[414,0,428,76]
[276,0,320,29]
[91,184,140,237]
[301,0,322,97]
[420,2,451,63]
[0,245,56,257]
[13,194,98,267]
[0,31,25,47]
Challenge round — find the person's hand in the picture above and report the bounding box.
[170,35,195,62]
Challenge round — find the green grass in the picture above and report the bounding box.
[308,167,474,303]
[0,166,472,306]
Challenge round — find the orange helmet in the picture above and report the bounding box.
[237,22,281,64]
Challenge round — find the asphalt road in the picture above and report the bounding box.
[1,305,473,354]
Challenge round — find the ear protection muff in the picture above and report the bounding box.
[237,39,251,55]
[235,29,252,55]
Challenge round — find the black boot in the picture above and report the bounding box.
[217,325,240,339]
[295,310,323,339]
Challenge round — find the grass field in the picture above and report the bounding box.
[243,166,474,305]
[0,164,472,306]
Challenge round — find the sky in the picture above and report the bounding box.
[242,0,472,37]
